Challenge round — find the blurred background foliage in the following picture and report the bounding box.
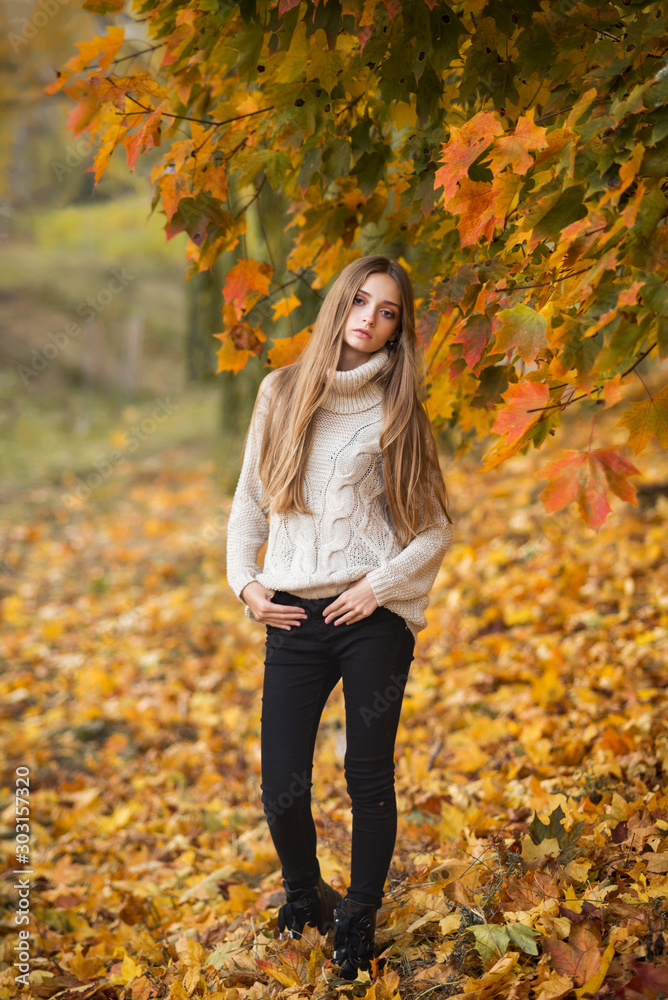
[0,0,305,494]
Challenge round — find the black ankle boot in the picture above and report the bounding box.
[277,875,342,938]
[332,897,379,980]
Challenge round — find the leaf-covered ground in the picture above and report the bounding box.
[1,424,667,1000]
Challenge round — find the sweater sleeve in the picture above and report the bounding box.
[225,372,276,604]
[364,479,453,606]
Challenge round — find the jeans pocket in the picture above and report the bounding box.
[269,589,293,604]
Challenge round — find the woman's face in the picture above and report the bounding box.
[339,272,402,370]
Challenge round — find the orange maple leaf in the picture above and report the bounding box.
[542,936,599,987]
[64,89,100,137]
[488,107,549,176]
[123,107,163,171]
[255,957,302,987]
[80,76,126,119]
[158,171,193,223]
[448,178,496,246]
[222,259,273,310]
[537,447,640,530]
[434,111,504,205]
[491,382,551,444]
[450,314,492,371]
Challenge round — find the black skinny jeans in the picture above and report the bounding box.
[260,590,415,908]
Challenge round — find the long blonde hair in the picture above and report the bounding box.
[253,255,452,545]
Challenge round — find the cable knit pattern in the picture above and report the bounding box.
[225,346,453,639]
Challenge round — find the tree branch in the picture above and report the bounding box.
[526,391,589,414]
[586,24,622,42]
[496,265,594,292]
[112,44,165,65]
[117,94,275,130]
[525,342,658,413]
[533,96,608,126]
[620,341,657,378]
[234,177,266,221]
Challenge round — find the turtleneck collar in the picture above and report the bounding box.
[321,346,390,413]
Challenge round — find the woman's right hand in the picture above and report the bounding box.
[240,581,307,630]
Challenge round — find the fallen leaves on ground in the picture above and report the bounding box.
[0,426,667,1000]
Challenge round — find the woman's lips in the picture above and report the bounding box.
[354,329,372,339]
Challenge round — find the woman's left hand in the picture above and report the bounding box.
[322,577,379,625]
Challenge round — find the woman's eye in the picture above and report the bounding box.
[354,296,364,305]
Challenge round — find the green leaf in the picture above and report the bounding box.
[634,186,667,238]
[416,63,443,127]
[532,185,588,240]
[311,0,344,50]
[528,805,586,863]
[356,150,388,195]
[559,324,603,379]
[493,305,548,364]
[470,924,510,962]
[349,119,377,157]
[657,316,668,361]
[640,274,668,317]
[506,923,540,956]
[529,804,567,845]
[428,4,464,72]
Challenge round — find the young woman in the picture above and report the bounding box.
[226,255,453,980]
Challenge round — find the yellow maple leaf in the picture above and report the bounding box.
[167,982,191,1000]
[535,972,575,1000]
[215,337,253,374]
[267,328,311,367]
[109,952,143,985]
[426,377,455,421]
[87,103,131,186]
[366,968,400,1000]
[272,292,301,319]
[615,384,668,453]
[66,25,125,73]
[183,966,202,993]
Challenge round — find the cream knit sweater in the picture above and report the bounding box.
[225,346,453,639]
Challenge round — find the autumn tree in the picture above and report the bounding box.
[46,0,668,527]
